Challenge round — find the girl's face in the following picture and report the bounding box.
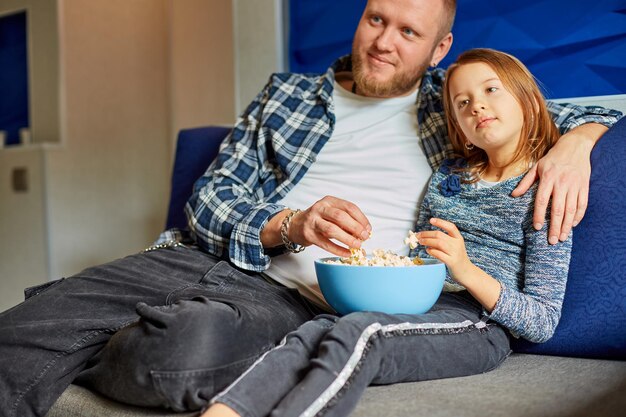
[448,62,524,158]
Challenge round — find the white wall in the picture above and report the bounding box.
[0,147,49,312]
[233,0,286,115]
[44,0,172,278]
[170,0,235,140]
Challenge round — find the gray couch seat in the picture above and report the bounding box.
[48,354,626,417]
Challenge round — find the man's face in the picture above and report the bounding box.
[352,0,452,98]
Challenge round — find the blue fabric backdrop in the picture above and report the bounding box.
[288,0,626,98]
[0,11,29,146]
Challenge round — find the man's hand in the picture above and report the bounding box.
[261,196,371,257]
[511,123,608,244]
[290,196,371,257]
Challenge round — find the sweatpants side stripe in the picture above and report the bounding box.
[299,319,477,417]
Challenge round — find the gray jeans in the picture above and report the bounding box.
[0,246,322,417]
[212,292,511,417]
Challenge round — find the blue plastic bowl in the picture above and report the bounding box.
[315,258,446,315]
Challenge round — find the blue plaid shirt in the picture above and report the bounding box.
[162,55,621,272]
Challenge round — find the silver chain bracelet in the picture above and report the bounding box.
[142,240,184,253]
[280,209,305,253]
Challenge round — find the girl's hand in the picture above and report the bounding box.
[416,218,473,283]
[417,218,502,312]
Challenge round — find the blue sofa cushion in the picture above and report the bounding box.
[512,117,626,359]
[165,126,232,230]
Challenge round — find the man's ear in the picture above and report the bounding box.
[432,32,453,66]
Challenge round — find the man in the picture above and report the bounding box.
[0,0,620,416]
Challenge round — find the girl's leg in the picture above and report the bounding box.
[209,315,338,417]
[271,292,511,417]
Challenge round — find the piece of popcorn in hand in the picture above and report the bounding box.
[404,231,420,250]
[349,247,366,258]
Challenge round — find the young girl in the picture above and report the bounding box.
[202,48,572,417]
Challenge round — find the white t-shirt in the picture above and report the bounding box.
[264,82,432,307]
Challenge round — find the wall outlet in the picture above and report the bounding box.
[12,167,28,192]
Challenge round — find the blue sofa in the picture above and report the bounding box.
[48,115,626,416]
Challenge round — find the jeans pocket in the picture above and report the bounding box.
[198,260,235,287]
[200,261,280,298]
[24,278,65,300]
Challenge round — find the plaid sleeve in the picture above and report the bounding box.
[547,101,623,134]
[417,68,455,171]
[153,228,189,245]
[185,79,286,272]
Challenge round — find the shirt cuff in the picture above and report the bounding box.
[485,282,516,333]
[229,203,285,271]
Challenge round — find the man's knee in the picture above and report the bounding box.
[134,297,259,369]
[76,296,263,410]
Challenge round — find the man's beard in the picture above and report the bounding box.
[352,49,429,97]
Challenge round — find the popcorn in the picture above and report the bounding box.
[404,231,419,249]
[325,231,424,267]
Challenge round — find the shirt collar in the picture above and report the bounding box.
[417,68,445,112]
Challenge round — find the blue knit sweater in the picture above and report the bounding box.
[410,160,572,343]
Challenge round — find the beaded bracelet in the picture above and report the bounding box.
[280,209,305,253]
